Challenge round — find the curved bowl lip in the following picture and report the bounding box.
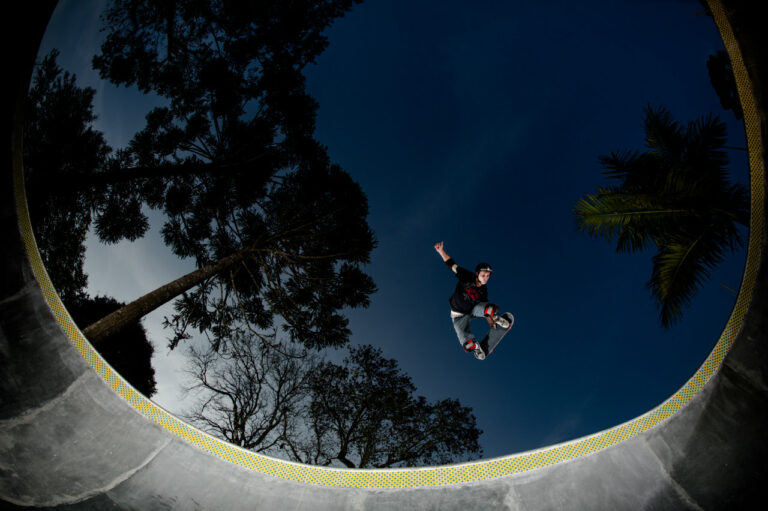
[10,0,764,489]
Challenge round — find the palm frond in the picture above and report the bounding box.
[599,150,642,182]
[720,183,750,228]
[600,150,667,192]
[643,105,684,161]
[573,190,694,252]
[684,113,728,174]
[648,230,726,328]
[581,105,747,328]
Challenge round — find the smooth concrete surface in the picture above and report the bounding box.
[2,1,767,509]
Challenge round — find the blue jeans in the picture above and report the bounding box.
[451,302,489,347]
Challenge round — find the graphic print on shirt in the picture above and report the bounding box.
[448,266,488,314]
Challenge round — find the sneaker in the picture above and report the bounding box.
[494,315,510,329]
[473,344,486,360]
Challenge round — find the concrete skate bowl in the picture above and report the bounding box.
[1,1,766,509]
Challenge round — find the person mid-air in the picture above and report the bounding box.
[434,241,513,360]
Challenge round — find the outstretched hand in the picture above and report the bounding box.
[435,241,456,271]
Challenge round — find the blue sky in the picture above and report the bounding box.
[38,0,748,460]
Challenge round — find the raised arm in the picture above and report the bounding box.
[434,241,458,273]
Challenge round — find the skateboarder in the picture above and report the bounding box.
[434,241,509,360]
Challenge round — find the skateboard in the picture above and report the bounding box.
[477,312,514,360]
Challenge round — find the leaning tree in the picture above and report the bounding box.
[80,0,375,350]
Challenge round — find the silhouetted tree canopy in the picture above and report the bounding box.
[185,342,482,468]
[24,50,148,304]
[707,50,743,120]
[82,0,376,351]
[574,106,748,327]
[23,50,158,396]
[288,345,483,468]
[93,0,361,142]
[92,0,363,180]
[183,330,315,452]
[83,151,377,350]
[68,296,157,397]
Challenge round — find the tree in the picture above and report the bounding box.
[86,0,365,199]
[573,106,749,327]
[80,0,376,350]
[92,0,362,145]
[67,296,157,397]
[23,51,159,396]
[184,342,482,468]
[285,345,483,468]
[82,158,377,350]
[182,330,313,452]
[24,50,147,305]
[707,50,743,120]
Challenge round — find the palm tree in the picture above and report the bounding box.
[574,106,749,328]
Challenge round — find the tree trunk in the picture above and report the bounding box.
[82,248,249,346]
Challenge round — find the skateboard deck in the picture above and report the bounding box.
[478,312,514,358]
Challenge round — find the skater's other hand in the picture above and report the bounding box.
[485,315,497,329]
[434,241,444,252]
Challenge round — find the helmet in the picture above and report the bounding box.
[475,262,493,273]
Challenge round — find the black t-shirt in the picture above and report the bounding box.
[448,266,488,314]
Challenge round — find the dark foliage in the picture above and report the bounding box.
[707,50,743,120]
[24,51,146,304]
[84,0,376,350]
[183,331,314,452]
[184,340,482,468]
[68,296,157,397]
[287,345,483,468]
